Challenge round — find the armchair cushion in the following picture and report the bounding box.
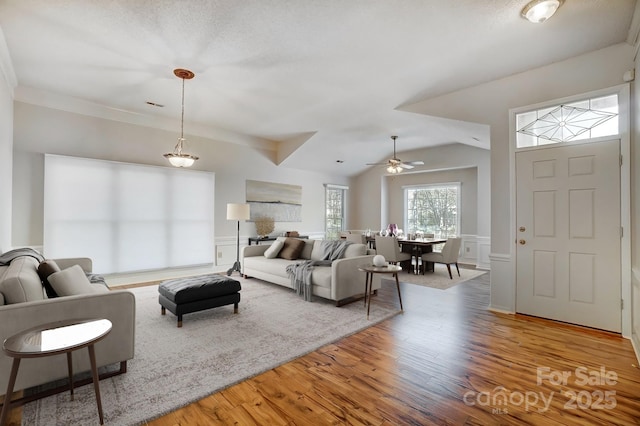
[0,257,45,304]
[48,264,109,296]
[37,259,61,298]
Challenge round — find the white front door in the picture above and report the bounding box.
[515,139,621,332]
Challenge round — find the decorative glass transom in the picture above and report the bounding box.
[516,94,619,148]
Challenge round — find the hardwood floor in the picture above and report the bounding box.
[143,273,640,425]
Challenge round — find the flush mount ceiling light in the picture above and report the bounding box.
[521,0,564,23]
[164,68,199,167]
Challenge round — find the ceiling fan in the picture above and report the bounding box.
[366,136,424,173]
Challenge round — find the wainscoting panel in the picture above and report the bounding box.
[215,236,243,267]
[459,235,491,270]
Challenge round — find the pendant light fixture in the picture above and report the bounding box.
[164,68,199,167]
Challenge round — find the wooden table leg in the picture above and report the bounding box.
[363,272,369,307]
[0,358,21,426]
[394,273,404,311]
[366,272,373,319]
[88,344,105,425]
[67,352,74,400]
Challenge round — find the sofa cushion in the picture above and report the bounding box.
[264,240,284,259]
[48,264,109,296]
[343,243,367,258]
[278,238,306,260]
[37,259,61,298]
[310,266,332,289]
[0,256,45,304]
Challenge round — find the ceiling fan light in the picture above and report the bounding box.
[387,165,401,174]
[521,0,563,23]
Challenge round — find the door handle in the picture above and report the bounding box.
[519,239,526,245]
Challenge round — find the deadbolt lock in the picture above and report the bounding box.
[519,226,526,232]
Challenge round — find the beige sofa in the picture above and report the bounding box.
[0,253,135,395]
[241,237,381,305]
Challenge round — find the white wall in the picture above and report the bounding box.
[12,102,349,254]
[632,44,640,357]
[0,31,13,252]
[351,143,490,237]
[403,42,636,311]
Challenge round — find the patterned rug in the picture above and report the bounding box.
[21,278,397,425]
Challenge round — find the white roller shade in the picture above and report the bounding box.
[44,154,215,274]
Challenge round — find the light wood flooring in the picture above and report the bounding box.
[5,272,640,425]
[146,272,640,425]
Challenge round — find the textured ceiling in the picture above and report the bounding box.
[0,0,637,176]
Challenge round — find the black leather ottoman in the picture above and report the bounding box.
[158,274,241,327]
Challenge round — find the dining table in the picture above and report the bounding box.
[363,235,447,274]
[397,237,447,274]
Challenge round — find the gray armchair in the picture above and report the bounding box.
[374,235,412,271]
[421,237,462,278]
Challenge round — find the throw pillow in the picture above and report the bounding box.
[264,240,284,259]
[278,238,306,260]
[48,264,105,296]
[37,259,61,298]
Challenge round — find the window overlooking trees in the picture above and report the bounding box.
[325,184,347,240]
[404,184,460,238]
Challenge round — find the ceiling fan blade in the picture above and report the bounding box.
[403,160,424,166]
[399,163,415,169]
[366,162,390,166]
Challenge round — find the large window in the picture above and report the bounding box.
[44,155,215,274]
[325,184,347,240]
[404,183,460,238]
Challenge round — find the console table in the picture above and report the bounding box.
[248,236,308,245]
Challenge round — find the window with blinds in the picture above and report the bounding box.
[44,154,215,274]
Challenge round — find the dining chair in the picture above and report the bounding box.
[345,233,366,244]
[421,237,462,278]
[374,235,412,271]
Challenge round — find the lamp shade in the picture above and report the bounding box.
[227,203,250,221]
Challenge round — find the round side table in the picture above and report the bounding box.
[0,318,112,426]
[358,264,404,319]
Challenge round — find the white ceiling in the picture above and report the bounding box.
[0,0,637,176]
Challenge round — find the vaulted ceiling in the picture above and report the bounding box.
[0,0,637,176]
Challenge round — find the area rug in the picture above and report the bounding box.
[384,266,487,290]
[21,278,397,425]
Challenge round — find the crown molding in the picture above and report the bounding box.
[0,25,17,97]
[14,85,277,151]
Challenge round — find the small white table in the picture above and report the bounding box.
[358,264,404,319]
[0,318,112,425]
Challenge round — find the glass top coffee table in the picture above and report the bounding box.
[358,264,404,319]
[0,318,112,426]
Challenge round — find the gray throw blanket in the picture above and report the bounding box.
[0,247,44,265]
[286,240,352,301]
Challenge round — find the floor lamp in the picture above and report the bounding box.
[227,203,250,276]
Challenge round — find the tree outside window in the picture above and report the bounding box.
[325,184,347,239]
[405,184,459,238]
